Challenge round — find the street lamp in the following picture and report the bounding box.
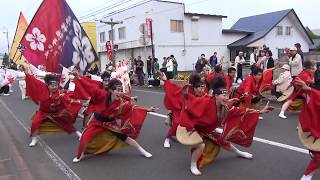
[2,27,10,55]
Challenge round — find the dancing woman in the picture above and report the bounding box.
[72,75,157,162]
[23,64,83,147]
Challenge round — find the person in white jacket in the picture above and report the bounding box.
[235,51,246,83]
[249,49,258,66]
[288,47,303,78]
[166,57,174,80]
[16,65,28,100]
[272,64,292,98]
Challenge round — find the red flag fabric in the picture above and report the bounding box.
[299,88,320,139]
[20,0,98,73]
[222,107,259,147]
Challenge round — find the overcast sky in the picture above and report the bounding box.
[0,0,319,54]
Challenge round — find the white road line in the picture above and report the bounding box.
[0,100,81,180]
[133,89,164,95]
[137,88,283,110]
[148,112,309,155]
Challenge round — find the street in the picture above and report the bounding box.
[0,83,317,180]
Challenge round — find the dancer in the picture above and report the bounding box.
[233,66,263,110]
[72,74,157,162]
[23,64,83,147]
[294,78,320,180]
[163,73,207,148]
[162,74,273,175]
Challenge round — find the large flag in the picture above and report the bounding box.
[20,0,98,74]
[9,12,28,65]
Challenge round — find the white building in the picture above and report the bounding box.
[96,0,240,71]
[227,9,313,60]
[96,1,313,71]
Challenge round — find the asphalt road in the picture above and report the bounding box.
[0,83,318,180]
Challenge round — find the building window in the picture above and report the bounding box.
[170,20,184,32]
[285,26,292,36]
[276,26,283,35]
[191,19,199,40]
[99,32,105,43]
[118,27,126,40]
[108,30,115,41]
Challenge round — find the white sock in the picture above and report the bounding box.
[29,137,38,147]
[164,138,171,148]
[190,162,202,176]
[138,147,152,158]
[301,174,313,180]
[236,150,253,159]
[72,153,83,163]
[76,131,82,139]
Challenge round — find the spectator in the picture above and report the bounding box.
[166,57,174,80]
[209,52,218,68]
[272,64,292,98]
[314,62,320,90]
[195,54,207,73]
[235,51,245,83]
[147,56,153,79]
[264,50,275,70]
[288,47,303,78]
[0,72,11,96]
[220,56,230,72]
[161,57,167,73]
[249,49,257,66]
[153,58,160,72]
[256,50,266,69]
[295,43,304,62]
[171,55,178,78]
[135,56,145,85]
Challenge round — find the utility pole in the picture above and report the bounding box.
[100,18,122,66]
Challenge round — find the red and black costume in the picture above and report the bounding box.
[26,74,82,136]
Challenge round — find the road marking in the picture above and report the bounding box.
[148,112,309,155]
[0,158,11,162]
[0,100,81,180]
[136,88,283,110]
[133,89,164,95]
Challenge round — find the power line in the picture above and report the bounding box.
[78,0,135,21]
[98,0,210,23]
[75,0,115,17]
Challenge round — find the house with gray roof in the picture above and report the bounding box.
[225,9,313,61]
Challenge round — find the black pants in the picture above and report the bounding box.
[148,79,160,87]
[136,71,145,85]
[147,69,152,78]
[167,71,173,80]
[94,112,128,141]
[0,85,9,94]
[236,64,243,81]
[111,131,128,141]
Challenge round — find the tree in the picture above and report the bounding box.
[2,53,9,66]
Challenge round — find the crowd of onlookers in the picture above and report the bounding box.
[107,55,179,87]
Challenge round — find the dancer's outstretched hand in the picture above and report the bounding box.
[147,106,158,112]
[261,101,274,113]
[131,96,138,102]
